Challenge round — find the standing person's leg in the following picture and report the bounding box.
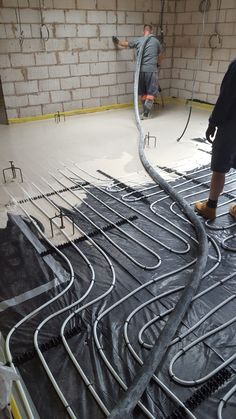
[138,73,147,115]
[209,172,225,200]
[142,72,158,118]
[195,171,225,220]
[194,120,236,220]
[141,95,147,111]
[143,95,155,117]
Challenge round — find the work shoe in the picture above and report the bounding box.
[194,200,216,220]
[140,112,150,120]
[229,204,236,219]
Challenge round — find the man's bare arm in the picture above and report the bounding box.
[112,36,129,48]
[117,40,129,48]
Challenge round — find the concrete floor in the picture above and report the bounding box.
[0,103,211,218]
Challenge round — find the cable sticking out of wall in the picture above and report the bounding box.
[156,0,166,48]
[15,0,24,46]
[177,0,210,142]
[199,0,211,12]
[39,0,49,48]
[114,0,118,39]
[170,0,178,70]
[209,0,222,65]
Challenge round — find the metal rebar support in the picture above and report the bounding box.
[144,132,157,148]
[2,161,23,183]
[49,209,75,237]
[54,111,66,123]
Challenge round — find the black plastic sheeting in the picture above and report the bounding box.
[0,165,236,419]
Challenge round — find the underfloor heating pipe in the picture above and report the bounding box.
[108,36,209,419]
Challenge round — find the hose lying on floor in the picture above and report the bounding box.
[108,36,209,419]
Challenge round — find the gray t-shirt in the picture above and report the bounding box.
[128,35,161,72]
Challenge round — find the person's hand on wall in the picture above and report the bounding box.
[112,36,119,45]
[205,123,216,144]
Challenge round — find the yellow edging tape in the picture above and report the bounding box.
[8,97,214,124]
[160,96,214,111]
[10,397,22,419]
[8,103,133,124]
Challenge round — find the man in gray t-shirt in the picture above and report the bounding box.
[112,24,163,118]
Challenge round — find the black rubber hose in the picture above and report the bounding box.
[176,105,192,142]
[108,37,208,419]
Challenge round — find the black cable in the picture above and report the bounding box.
[176,105,192,142]
[208,0,222,64]
[11,325,82,367]
[176,0,209,142]
[15,0,24,46]
[39,0,49,43]
[167,368,232,418]
[199,0,211,12]
[157,0,166,46]
[40,215,138,256]
[18,184,86,204]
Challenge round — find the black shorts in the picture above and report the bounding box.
[211,120,236,173]
[138,72,158,97]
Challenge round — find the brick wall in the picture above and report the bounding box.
[169,0,236,103]
[0,0,236,119]
[0,0,171,119]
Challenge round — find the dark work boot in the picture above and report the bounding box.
[143,98,154,118]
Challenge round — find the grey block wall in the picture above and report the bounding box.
[0,0,170,119]
[170,0,236,103]
[0,0,236,119]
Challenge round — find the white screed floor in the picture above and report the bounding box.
[0,103,211,213]
[3,104,235,419]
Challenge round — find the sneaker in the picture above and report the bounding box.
[229,204,236,218]
[194,200,216,220]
